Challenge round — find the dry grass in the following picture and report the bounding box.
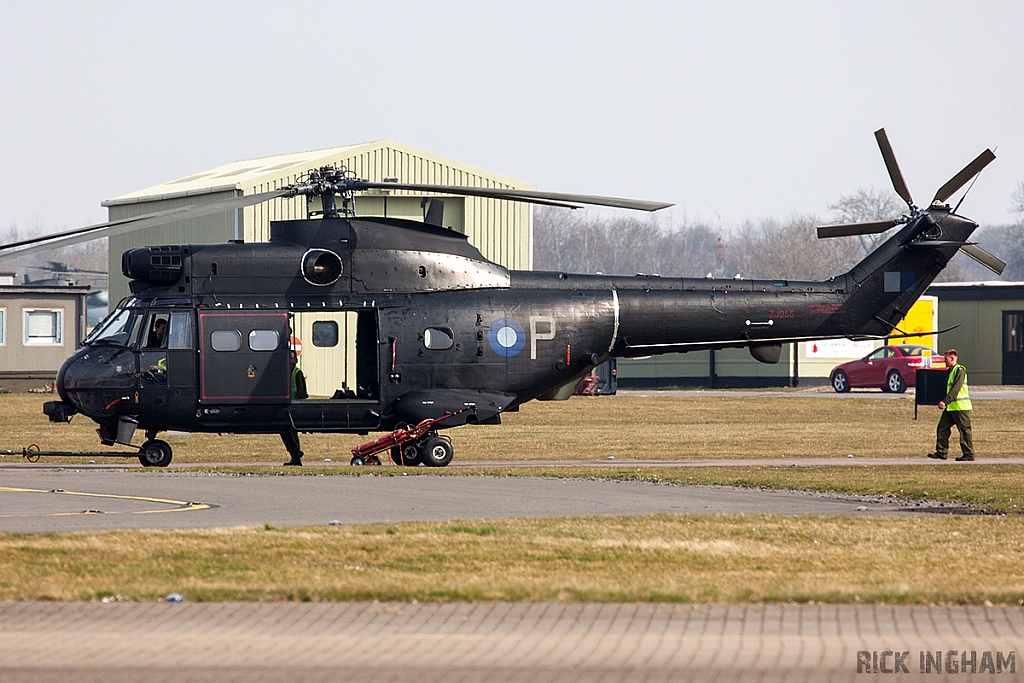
[2,393,1023,464]
[2,515,1023,604]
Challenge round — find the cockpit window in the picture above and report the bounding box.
[86,307,143,347]
[144,314,170,349]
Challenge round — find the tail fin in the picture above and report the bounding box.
[840,209,977,337]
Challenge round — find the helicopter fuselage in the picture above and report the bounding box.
[47,209,976,461]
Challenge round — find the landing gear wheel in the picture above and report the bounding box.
[390,444,422,466]
[832,370,850,393]
[887,371,907,394]
[139,439,173,467]
[350,456,365,466]
[421,437,454,468]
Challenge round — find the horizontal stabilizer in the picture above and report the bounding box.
[816,220,897,239]
[959,243,1006,275]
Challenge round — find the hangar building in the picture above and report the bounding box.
[103,140,534,303]
[929,281,1024,385]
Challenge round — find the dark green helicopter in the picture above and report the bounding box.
[0,129,1003,467]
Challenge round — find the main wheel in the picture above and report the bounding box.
[420,437,454,468]
[390,444,422,466]
[887,370,907,394]
[832,370,850,393]
[350,455,365,466]
[139,439,173,467]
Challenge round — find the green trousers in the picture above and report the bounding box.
[936,410,974,457]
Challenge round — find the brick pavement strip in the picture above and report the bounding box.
[0,603,1021,682]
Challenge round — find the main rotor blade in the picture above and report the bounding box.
[353,181,672,212]
[0,189,290,263]
[959,243,1006,275]
[874,128,914,208]
[932,148,996,204]
[816,219,897,239]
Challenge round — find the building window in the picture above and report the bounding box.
[23,309,63,345]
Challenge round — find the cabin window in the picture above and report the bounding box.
[312,321,338,347]
[423,327,454,350]
[23,309,63,345]
[0,308,5,345]
[167,313,193,350]
[248,329,280,352]
[211,329,241,352]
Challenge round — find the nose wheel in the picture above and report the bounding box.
[139,439,173,467]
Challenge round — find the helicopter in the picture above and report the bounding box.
[0,129,1004,468]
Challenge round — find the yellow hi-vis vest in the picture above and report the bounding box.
[946,364,972,411]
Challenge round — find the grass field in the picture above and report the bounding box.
[2,391,1024,604]
[3,392,1024,463]
[2,515,1023,604]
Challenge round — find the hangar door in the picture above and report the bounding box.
[1003,311,1024,385]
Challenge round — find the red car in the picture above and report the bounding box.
[830,344,946,393]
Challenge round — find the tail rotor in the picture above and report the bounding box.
[815,128,1004,275]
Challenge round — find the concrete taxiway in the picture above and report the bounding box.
[0,467,946,534]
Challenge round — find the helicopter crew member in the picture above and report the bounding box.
[146,318,167,348]
[281,350,308,466]
[928,349,974,462]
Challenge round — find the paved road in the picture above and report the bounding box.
[0,468,941,534]
[2,601,1021,682]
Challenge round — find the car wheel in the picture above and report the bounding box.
[832,370,850,393]
[887,370,907,394]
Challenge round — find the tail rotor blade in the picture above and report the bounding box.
[816,219,897,239]
[875,128,914,208]
[932,149,996,204]
[959,243,1006,275]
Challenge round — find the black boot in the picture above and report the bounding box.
[283,450,304,466]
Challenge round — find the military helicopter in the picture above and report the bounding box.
[0,129,1003,467]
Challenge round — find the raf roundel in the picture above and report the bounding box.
[488,318,527,357]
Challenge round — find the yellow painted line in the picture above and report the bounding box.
[0,486,212,517]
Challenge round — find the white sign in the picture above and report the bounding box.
[805,339,875,359]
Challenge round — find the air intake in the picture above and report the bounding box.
[301,249,343,286]
[121,246,184,283]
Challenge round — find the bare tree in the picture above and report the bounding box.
[826,187,905,255]
[1012,181,1024,217]
[533,207,720,277]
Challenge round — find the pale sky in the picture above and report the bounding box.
[1,1,1022,237]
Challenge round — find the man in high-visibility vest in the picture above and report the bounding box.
[281,349,308,466]
[927,349,975,462]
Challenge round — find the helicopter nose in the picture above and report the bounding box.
[55,346,136,420]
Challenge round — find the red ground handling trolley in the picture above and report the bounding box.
[350,411,464,467]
